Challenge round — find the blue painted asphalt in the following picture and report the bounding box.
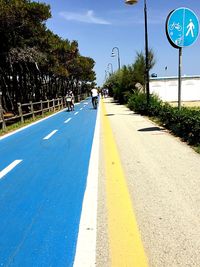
[0,99,98,266]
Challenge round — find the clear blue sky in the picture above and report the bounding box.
[38,0,200,86]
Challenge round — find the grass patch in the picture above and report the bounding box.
[193,145,200,154]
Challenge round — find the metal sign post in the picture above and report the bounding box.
[178,48,182,110]
[166,7,199,110]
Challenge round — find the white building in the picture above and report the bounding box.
[150,76,200,102]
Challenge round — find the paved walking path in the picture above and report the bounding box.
[97,98,200,267]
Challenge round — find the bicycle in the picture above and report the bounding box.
[92,96,98,109]
[169,22,182,31]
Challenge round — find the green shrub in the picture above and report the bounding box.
[148,94,163,117]
[128,92,162,116]
[127,92,148,114]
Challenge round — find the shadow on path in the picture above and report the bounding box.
[138,126,165,132]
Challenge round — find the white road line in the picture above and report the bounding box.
[80,108,83,111]
[74,112,79,116]
[0,160,22,179]
[73,100,100,267]
[43,130,58,140]
[64,118,72,124]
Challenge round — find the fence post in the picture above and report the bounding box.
[0,92,6,129]
[47,100,50,112]
[30,101,35,119]
[53,99,55,112]
[40,100,44,115]
[61,98,63,109]
[18,103,24,123]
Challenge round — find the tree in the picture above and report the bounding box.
[133,49,156,88]
[104,49,156,104]
[0,0,96,113]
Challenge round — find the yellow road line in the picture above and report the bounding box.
[101,100,148,267]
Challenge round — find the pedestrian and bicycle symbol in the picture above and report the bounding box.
[166,7,199,48]
[165,7,199,110]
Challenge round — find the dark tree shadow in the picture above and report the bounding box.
[138,127,164,132]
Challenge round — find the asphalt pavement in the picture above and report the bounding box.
[0,99,98,267]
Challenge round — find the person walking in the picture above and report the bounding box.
[91,88,98,109]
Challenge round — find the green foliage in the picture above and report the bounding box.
[105,65,136,103]
[0,0,51,51]
[104,49,156,104]
[157,105,200,144]
[128,92,147,114]
[194,145,200,153]
[127,92,162,116]
[0,0,96,113]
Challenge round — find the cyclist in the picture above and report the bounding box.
[91,87,98,109]
[66,90,74,111]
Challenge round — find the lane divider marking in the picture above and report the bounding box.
[0,160,22,179]
[43,130,58,140]
[64,118,72,124]
[101,100,148,267]
[80,108,83,111]
[73,100,100,267]
[74,112,79,116]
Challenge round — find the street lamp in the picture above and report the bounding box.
[105,70,109,81]
[111,47,121,71]
[125,0,150,106]
[107,63,114,75]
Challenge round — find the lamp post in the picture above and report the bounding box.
[107,63,114,75]
[111,47,121,71]
[105,70,109,81]
[125,0,150,106]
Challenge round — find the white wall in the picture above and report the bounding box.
[150,76,200,102]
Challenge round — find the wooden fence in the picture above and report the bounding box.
[0,94,88,130]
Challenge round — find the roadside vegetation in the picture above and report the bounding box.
[104,50,200,153]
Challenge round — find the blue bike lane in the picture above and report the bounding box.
[0,99,97,266]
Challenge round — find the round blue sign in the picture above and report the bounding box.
[166,7,199,48]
